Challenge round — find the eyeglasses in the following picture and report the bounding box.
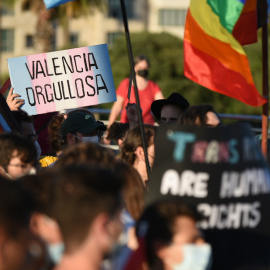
[148,154,155,159]
[8,163,30,169]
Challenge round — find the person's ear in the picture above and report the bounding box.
[66,133,75,145]
[154,241,168,261]
[89,212,112,249]
[30,212,43,235]
[135,146,145,161]
[118,139,123,147]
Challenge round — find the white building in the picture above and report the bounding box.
[0,0,190,75]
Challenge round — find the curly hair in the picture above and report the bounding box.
[54,142,117,170]
[178,104,221,126]
[0,133,37,170]
[106,122,129,143]
[120,125,156,165]
[47,114,65,155]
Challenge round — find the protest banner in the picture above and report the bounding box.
[147,123,270,270]
[8,44,116,115]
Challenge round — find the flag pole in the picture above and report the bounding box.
[119,0,151,179]
[260,0,269,157]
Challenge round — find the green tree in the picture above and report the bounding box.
[106,31,267,116]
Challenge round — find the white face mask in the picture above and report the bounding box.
[81,136,99,144]
[172,244,212,270]
[47,243,64,264]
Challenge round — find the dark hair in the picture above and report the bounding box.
[54,142,117,170]
[120,125,156,165]
[114,161,145,221]
[19,171,56,217]
[134,54,150,67]
[47,114,65,155]
[178,104,221,126]
[0,176,35,238]
[106,122,129,144]
[137,200,201,266]
[12,109,34,126]
[0,132,37,170]
[52,164,122,253]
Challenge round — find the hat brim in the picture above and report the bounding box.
[151,99,189,120]
[77,121,106,135]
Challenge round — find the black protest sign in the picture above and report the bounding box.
[146,122,270,270]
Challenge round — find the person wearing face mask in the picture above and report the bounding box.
[60,111,106,147]
[51,164,123,270]
[127,200,212,270]
[108,55,164,127]
[20,172,64,267]
[39,110,106,167]
[0,132,38,180]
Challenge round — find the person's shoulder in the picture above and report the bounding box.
[117,78,130,95]
[39,156,59,167]
[119,78,130,86]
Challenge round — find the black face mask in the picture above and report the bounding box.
[137,69,149,78]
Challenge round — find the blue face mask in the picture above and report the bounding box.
[47,243,64,264]
[172,244,212,270]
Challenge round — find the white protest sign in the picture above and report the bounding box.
[8,44,116,115]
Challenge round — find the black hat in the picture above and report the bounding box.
[61,112,106,139]
[151,92,189,120]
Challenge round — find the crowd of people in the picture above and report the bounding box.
[0,54,252,270]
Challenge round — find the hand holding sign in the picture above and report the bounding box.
[6,88,25,111]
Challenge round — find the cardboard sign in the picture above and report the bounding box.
[147,123,270,270]
[8,44,116,115]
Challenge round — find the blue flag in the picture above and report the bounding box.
[43,0,75,9]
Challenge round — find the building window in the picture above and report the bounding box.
[26,35,34,48]
[107,32,122,47]
[69,33,79,47]
[0,4,14,15]
[1,29,14,52]
[108,0,136,19]
[159,9,187,26]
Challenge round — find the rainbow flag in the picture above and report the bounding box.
[184,0,267,107]
[233,0,258,45]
